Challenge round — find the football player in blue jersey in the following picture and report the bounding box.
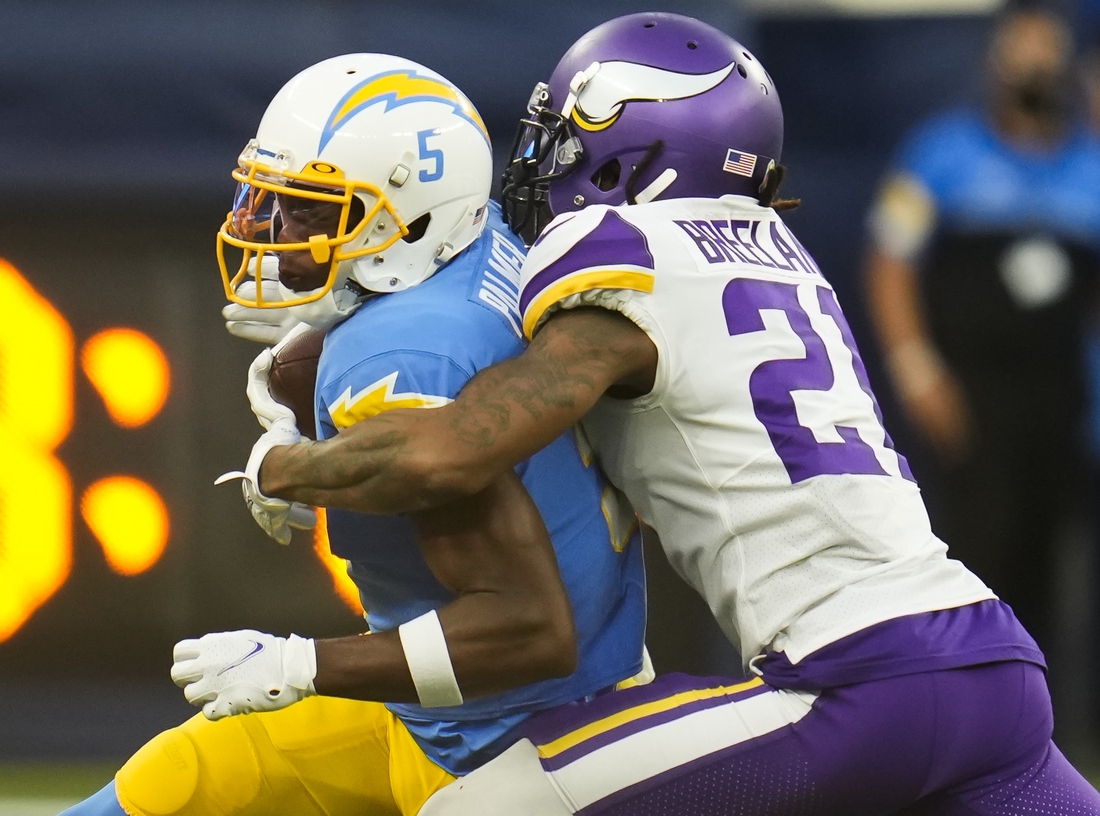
[252,14,1100,816]
[865,6,1100,658]
[59,54,646,816]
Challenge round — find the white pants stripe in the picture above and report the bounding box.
[549,687,818,812]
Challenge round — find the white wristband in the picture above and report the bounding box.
[398,610,463,708]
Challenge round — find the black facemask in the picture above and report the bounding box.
[500,83,583,245]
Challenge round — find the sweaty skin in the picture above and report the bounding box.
[313,468,578,701]
[259,307,659,514]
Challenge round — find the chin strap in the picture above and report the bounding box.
[343,278,370,298]
[625,140,667,205]
[633,169,678,204]
[561,61,602,120]
[434,200,488,267]
[283,279,366,330]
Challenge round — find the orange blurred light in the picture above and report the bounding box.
[0,259,74,643]
[0,441,73,641]
[82,476,170,576]
[81,329,170,427]
[314,508,365,616]
[0,259,73,447]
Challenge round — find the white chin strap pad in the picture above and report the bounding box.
[633,168,678,205]
[281,281,362,330]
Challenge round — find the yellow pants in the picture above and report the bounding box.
[115,696,456,816]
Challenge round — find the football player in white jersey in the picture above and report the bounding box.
[247,13,1100,816]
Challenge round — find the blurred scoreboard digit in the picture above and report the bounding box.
[0,205,364,680]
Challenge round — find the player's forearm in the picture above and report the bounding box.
[257,406,486,514]
[865,249,932,352]
[313,631,417,701]
[313,467,577,704]
[312,593,576,703]
[437,590,578,695]
[260,307,655,514]
[865,250,950,393]
[259,411,462,514]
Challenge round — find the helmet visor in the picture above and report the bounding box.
[229,178,364,242]
[229,179,278,243]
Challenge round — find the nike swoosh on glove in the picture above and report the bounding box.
[171,629,317,720]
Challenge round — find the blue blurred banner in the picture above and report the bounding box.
[0,0,747,199]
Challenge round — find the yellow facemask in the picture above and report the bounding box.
[216,146,408,308]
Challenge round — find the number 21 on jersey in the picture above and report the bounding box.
[722,277,913,484]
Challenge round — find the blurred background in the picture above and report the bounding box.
[3,0,1100,811]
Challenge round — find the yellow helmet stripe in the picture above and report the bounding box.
[320,69,489,152]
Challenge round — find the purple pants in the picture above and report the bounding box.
[521,662,1098,816]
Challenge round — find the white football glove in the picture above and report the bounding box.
[215,422,317,546]
[171,629,317,720]
[222,255,300,345]
[245,326,311,430]
[216,334,318,545]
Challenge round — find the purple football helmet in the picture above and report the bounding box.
[501,12,783,241]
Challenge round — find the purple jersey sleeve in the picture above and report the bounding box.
[519,207,657,339]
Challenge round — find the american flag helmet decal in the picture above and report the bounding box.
[723,149,758,177]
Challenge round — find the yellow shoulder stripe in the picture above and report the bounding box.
[327,371,451,430]
[523,269,655,340]
[601,484,638,553]
[537,677,765,759]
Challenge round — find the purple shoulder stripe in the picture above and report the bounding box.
[520,209,655,315]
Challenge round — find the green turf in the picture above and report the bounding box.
[0,762,119,798]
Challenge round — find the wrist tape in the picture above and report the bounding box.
[398,610,463,708]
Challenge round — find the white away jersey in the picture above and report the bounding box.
[519,195,994,666]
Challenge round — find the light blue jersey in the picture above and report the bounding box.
[315,203,646,775]
[896,109,1100,247]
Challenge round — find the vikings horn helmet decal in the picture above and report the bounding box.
[502,13,783,242]
[570,61,736,131]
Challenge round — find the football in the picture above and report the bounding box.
[268,326,326,440]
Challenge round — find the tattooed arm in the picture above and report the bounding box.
[259,307,658,514]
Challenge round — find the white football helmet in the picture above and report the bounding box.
[217,54,493,327]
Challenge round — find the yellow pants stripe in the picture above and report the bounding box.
[537,677,765,759]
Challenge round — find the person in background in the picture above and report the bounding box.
[864,4,1100,655]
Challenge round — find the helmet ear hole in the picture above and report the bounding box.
[401,212,432,243]
[591,159,622,192]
